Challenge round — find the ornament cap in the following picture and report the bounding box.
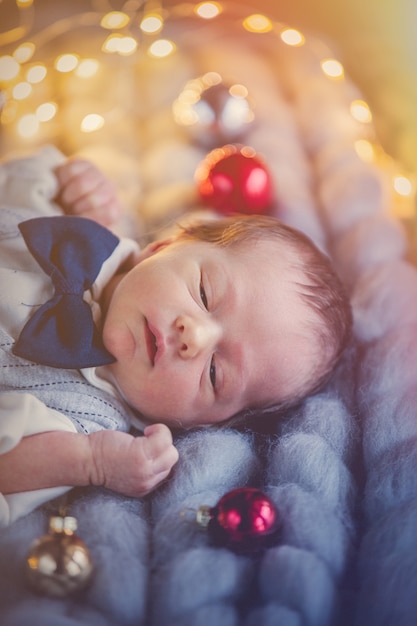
[196,505,213,528]
[49,515,78,535]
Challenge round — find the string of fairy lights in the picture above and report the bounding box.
[0,0,415,218]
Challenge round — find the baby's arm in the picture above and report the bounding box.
[55,158,123,227]
[0,425,178,498]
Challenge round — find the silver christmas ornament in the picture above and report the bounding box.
[173,72,255,148]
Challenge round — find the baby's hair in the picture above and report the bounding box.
[178,214,352,413]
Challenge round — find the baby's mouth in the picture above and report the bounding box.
[145,319,157,365]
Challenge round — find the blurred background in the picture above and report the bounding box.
[0,0,416,234]
[249,0,417,173]
[1,0,416,167]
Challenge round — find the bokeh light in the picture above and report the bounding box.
[81,113,104,132]
[102,34,137,55]
[350,99,373,123]
[75,59,99,78]
[36,102,57,122]
[0,56,20,81]
[320,58,344,79]
[243,14,273,33]
[26,64,47,83]
[354,139,375,162]
[280,28,305,46]
[147,39,176,58]
[140,15,164,33]
[13,42,35,63]
[100,12,130,29]
[394,175,413,196]
[17,113,39,138]
[195,3,222,19]
[55,54,79,73]
[12,81,32,99]
[0,0,414,221]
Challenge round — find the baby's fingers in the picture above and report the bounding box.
[55,158,90,184]
[56,159,98,203]
[143,423,179,472]
[55,158,122,225]
[69,187,121,225]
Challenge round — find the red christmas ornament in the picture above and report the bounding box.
[195,144,274,216]
[194,487,281,554]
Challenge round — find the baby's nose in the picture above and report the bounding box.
[176,314,220,359]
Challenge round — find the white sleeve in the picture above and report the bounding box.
[0,145,66,217]
[0,392,77,528]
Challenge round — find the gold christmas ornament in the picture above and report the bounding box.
[26,514,94,597]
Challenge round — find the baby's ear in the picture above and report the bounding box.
[136,237,174,263]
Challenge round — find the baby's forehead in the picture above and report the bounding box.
[228,234,300,270]
[178,230,308,306]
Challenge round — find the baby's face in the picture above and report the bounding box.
[101,236,317,427]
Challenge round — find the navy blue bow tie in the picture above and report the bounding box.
[13,216,119,368]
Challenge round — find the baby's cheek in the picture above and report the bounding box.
[143,378,195,423]
[102,313,130,359]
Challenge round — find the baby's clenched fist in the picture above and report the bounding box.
[88,424,179,497]
[55,158,122,226]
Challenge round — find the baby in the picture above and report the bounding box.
[0,155,352,522]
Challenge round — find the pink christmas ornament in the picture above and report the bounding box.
[193,487,281,554]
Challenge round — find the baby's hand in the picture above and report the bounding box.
[88,424,179,497]
[55,158,122,226]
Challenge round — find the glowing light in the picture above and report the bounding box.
[394,175,413,196]
[243,14,273,33]
[17,0,33,6]
[140,15,163,33]
[173,105,198,126]
[202,71,222,87]
[350,99,372,123]
[195,2,222,19]
[229,83,249,98]
[103,34,123,53]
[55,54,79,73]
[100,12,130,29]
[75,59,99,78]
[17,113,39,138]
[26,64,47,83]
[81,113,105,132]
[36,102,57,122]
[280,28,305,46]
[148,39,175,58]
[321,58,344,79]
[13,42,35,63]
[0,56,20,81]
[354,139,375,162]
[116,36,137,55]
[12,81,32,100]
[241,146,257,158]
[102,34,137,55]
